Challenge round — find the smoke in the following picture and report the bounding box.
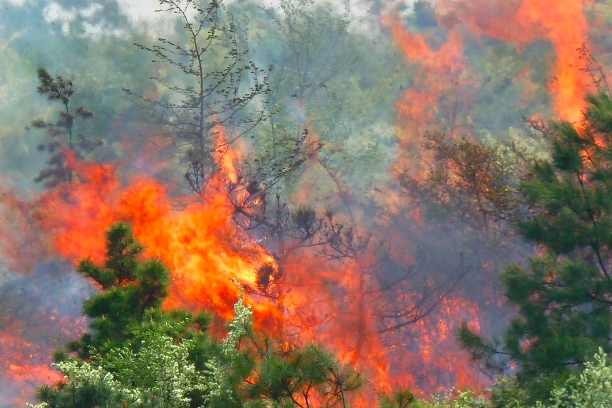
[0,260,94,407]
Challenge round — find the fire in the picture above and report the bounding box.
[0,328,62,407]
[383,14,466,166]
[436,0,592,122]
[0,133,489,405]
[378,5,595,396]
[0,2,602,406]
[24,157,276,322]
[0,279,89,407]
[387,0,592,137]
[0,141,281,403]
[215,125,244,185]
[277,254,396,395]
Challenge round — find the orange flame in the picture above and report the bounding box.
[385,0,592,179]
[383,14,466,164]
[436,0,592,121]
[0,130,489,405]
[0,309,88,406]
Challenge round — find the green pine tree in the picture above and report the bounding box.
[460,92,612,402]
[69,222,171,356]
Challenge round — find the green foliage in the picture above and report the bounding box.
[460,93,612,401]
[32,320,206,408]
[380,389,415,408]
[488,378,529,408]
[246,0,403,206]
[378,348,612,408]
[31,360,137,408]
[36,68,74,107]
[380,389,489,408]
[72,223,170,355]
[101,325,206,408]
[206,290,362,408]
[542,349,612,408]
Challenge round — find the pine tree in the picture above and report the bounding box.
[460,92,612,401]
[68,223,171,356]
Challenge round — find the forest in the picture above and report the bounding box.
[2,0,612,407]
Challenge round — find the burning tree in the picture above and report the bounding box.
[125,0,271,195]
[460,92,612,402]
[398,130,522,232]
[66,223,173,357]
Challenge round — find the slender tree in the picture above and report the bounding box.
[32,68,98,187]
[126,0,271,195]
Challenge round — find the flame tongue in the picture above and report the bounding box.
[435,0,592,121]
[386,0,592,160]
[34,176,274,322]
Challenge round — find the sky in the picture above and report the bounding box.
[2,0,420,39]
